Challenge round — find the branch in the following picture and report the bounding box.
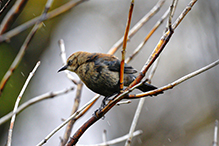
[0,87,74,125]
[0,0,28,34]
[36,94,100,146]
[0,0,88,43]
[6,61,40,146]
[120,0,134,90]
[107,0,166,55]
[60,81,83,146]
[58,39,78,84]
[0,0,54,95]
[125,8,169,63]
[125,57,160,146]
[128,0,197,90]
[76,130,142,146]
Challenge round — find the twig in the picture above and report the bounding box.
[0,87,74,125]
[0,0,28,34]
[213,120,218,146]
[6,61,40,146]
[172,0,197,29]
[125,9,169,64]
[0,0,12,14]
[168,0,178,30]
[76,130,142,146]
[107,0,166,55]
[58,39,78,85]
[0,0,88,43]
[36,94,100,146]
[60,81,83,146]
[120,0,134,90]
[102,129,107,146]
[125,57,160,146]
[0,0,54,95]
[116,100,131,106]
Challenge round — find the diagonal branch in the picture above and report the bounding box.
[6,61,40,146]
[0,0,54,95]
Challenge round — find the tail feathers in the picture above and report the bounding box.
[137,82,163,96]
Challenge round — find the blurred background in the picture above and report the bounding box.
[0,0,219,145]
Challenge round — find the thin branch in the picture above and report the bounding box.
[0,0,88,43]
[102,129,107,146]
[107,0,166,55]
[0,87,74,125]
[172,0,197,29]
[125,9,169,64]
[58,39,78,84]
[120,0,134,90]
[36,94,100,146]
[0,0,12,14]
[168,0,178,30]
[125,57,160,146]
[0,0,28,34]
[76,130,142,146]
[6,61,40,146]
[128,0,197,91]
[0,0,54,95]
[60,81,83,146]
[213,120,218,146]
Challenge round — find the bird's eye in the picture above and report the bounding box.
[67,60,73,66]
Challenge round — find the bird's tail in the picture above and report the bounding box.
[124,74,163,96]
[137,82,163,96]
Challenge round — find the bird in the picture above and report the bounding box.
[58,51,161,104]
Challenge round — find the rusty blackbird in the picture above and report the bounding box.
[58,51,160,101]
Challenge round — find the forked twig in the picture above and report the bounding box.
[107,0,166,55]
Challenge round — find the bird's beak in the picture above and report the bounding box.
[58,65,68,72]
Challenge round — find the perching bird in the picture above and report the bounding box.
[58,51,160,101]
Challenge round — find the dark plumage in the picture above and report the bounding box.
[58,51,160,97]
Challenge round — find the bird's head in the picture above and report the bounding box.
[58,52,82,72]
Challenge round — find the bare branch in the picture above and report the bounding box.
[0,87,74,125]
[58,39,78,85]
[107,0,166,55]
[0,0,54,95]
[0,0,88,43]
[76,130,142,146]
[6,61,40,146]
[0,0,28,34]
[120,0,134,90]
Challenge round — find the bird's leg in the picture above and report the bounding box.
[93,96,110,119]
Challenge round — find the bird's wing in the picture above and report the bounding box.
[96,56,137,74]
